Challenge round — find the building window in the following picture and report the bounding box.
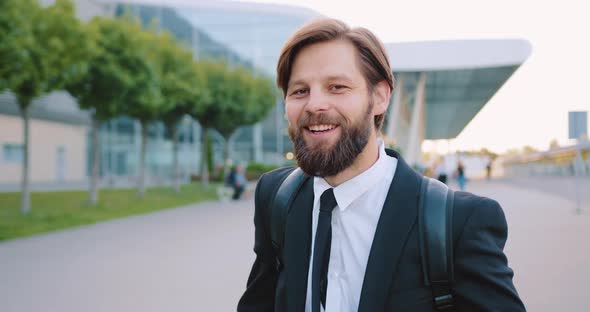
[3,144,24,163]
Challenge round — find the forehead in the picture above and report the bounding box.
[289,39,363,85]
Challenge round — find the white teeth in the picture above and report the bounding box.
[309,124,335,132]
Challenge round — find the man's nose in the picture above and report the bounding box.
[304,90,330,113]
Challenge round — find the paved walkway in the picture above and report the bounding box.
[0,199,256,312]
[459,180,590,312]
[499,176,590,212]
[0,179,588,311]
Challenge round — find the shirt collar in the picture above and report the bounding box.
[314,139,394,212]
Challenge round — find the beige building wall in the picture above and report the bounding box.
[0,115,88,184]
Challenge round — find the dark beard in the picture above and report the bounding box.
[288,103,373,177]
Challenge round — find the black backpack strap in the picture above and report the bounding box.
[419,176,455,311]
[270,167,309,272]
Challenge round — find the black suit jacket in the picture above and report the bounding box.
[238,150,525,311]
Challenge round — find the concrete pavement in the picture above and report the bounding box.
[0,199,256,312]
[459,180,590,312]
[1,179,588,311]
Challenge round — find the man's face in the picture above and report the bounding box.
[285,39,381,177]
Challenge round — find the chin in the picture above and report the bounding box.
[305,138,336,152]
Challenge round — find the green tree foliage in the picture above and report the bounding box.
[0,0,35,92]
[65,15,162,204]
[0,0,94,214]
[67,16,155,120]
[0,0,93,105]
[156,32,208,193]
[522,145,539,154]
[194,61,277,185]
[121,26,165,127]
[116,21,174,198]
[196,63,276,138]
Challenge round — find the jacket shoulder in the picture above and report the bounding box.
[452,191,507,241]
[449,191,523,310]
[260,166,298,183]
[255,167,298,213]
[257,166,298,195]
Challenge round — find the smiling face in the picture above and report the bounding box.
[285,39,386,177]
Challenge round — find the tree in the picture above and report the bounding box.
[220,69,276,170]
[504,148,520,157]
[65,16,156,204]
[192,61,224,189]
[0,0,35,93]
[119,23,170,198]
[522,145,538,154]
[0,0,94,214]
[479,147,499,160]
[156,33,208,193]
[194,61,276,187]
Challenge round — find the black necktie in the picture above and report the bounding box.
[312,188,337,312]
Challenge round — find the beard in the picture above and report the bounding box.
[288,101,373,177]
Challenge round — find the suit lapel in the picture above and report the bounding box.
[357,150,422,312]
[284,177,314,312]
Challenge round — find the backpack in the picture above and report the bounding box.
[269,168,456,311]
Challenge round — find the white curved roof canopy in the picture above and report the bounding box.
[387,39,532,72]
[386,39,532,140]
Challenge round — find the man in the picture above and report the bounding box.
[238,18,524,312]
[226,165,247,200]
[232,165,247,200]
[435,158,449,185]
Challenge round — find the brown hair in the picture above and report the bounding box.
[277,18,394,130]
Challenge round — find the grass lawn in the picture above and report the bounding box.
[0,183,218,241]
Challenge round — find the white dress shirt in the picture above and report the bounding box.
[304,140,398,312]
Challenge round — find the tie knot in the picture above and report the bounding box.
[319,188,337,213]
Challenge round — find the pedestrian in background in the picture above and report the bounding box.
[435,158,448,184]
[226,165,247,200]
[457,160,467,190]
[486,160,493,180]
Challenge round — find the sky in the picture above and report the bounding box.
[243,0,590,154]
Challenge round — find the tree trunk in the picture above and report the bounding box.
[200,128,209,190]
[89,117,101,205]
[138,121,148,197]
[223,134,232,179]
[172,124,181,194]
[19,104,31,215]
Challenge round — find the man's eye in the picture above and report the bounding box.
[331,85,347,91]
[291,89,308,96]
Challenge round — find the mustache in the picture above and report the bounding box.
[296,112,345,128]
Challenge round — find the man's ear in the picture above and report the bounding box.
[372,80,391,116]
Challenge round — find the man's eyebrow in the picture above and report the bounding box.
[288,75,355,89]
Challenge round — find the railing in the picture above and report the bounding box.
[501,142,590,177]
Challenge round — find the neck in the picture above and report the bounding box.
[324,133,380,187]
